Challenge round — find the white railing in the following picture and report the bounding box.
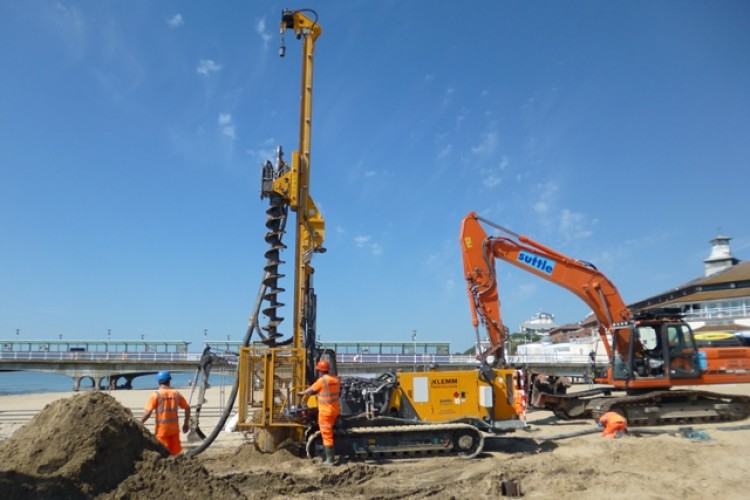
[337,353,477,365]
[682,304,750,321]
[0,351,202,362]
[507,353,604,365]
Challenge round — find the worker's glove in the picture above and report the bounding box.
[596,422,603,429]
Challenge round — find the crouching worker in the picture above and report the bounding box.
[598,411,627,438]
[141,370,191,455]
[298,359,340,466]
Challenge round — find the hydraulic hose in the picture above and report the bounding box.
[185,217,289,456]
[184,280,267,456]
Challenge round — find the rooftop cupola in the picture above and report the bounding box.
[704,234,739,277]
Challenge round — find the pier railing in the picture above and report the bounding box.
[0,350,598,368]
[0,350,203,363]
[0,349,594,390]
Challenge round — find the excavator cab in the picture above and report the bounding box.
[611,316,702,383]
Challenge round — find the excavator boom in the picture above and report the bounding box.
[461,211,629,363]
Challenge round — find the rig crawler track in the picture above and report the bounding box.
[306,422,486,460]
[538,388,750,426]
[588,390,750,426]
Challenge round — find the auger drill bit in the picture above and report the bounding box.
[261,196,287,345]
[259,152,291,347]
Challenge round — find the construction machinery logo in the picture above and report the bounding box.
[518,251,555,275]
[431,377,458,387]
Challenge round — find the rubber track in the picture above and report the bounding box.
[589,390,750,426]
[306,423,485,460]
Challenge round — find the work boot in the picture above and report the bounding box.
[322,446,335,466]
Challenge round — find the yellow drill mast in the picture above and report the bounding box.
[275,8,325,356]
[237,8,326,452]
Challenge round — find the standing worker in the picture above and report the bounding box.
[598,411,627,438]
[141,370,191,455]
[587,350,596,382]
[298,359,340,466]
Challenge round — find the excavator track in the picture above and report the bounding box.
[306,422,485,460]
[587,391,750,426]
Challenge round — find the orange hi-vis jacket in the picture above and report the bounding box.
[311,374,341,417]
[599,411,627,437]
[144,388,189,438]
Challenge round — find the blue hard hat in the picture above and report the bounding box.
[156,370,172,383]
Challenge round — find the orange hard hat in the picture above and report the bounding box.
[316,359,330,372]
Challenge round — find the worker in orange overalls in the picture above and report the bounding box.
[299,359,341,466]
[598,411,627,438]
[141,371,191,455]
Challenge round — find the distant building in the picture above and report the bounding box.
[544,233,749,346]
[628,233,750,333]
[549,320,595,343]
[703,235,740,277]
[518,311,558,337]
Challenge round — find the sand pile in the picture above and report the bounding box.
[0,392,239,499]
[0,392,166,497]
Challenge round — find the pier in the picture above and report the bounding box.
[1,339,593,390]
[0,340,199,390]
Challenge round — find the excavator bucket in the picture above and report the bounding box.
[187,419,207,442]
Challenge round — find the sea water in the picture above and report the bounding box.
[0,370,226,396]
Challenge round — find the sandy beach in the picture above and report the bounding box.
[2,383,750,499]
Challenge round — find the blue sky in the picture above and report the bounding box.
[1,1,748,353]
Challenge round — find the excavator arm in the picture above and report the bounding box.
[461,211,633,364]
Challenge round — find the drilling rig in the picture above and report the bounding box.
[232,10,524,460]
[235,8,326,452]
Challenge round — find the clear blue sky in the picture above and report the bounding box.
[1,1,748,352]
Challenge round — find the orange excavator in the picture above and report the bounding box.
[461,211,750,425]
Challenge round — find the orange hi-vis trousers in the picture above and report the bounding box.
[319,413,336,447]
